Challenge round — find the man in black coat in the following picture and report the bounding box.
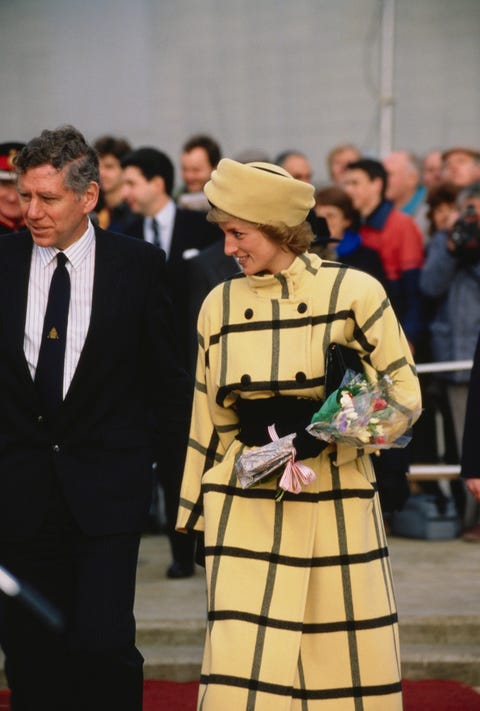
[121,147,219,336]
[120,146,217,578]
[0,126,191,711]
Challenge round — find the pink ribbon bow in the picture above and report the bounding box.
[267,425,316,495]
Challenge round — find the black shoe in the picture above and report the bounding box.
[166,562,195,579]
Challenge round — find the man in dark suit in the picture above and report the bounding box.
[121,146,219,301]
[0,126,191,710]
[121,147,219,578]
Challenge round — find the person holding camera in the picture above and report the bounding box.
[420,180,480,539]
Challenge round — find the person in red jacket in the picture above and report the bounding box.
[0,142,25,235]
[343,158,425,353]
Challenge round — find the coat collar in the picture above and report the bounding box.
[245,252,320,299]
[363,200,394,230]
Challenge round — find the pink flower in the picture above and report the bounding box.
[373,397,388,412]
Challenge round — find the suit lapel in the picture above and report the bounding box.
[61,229,127,413]
[168,210,183,265]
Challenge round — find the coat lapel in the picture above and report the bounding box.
[167,210,183,265]
[61,229,128,415]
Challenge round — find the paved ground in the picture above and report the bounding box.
[389,534,479,618]
[1,532,479,691]
[135,532,480,623]
[135,533,207,625]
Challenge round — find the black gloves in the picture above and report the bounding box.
[292,429,328,461]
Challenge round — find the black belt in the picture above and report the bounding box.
[235,396,320,446]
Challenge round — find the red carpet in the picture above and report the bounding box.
[403,679,480,710]
[0,679,479,710]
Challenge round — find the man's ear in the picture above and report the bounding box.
[372,176,384,196]
[152,174,167,196]
[83,181,100,214]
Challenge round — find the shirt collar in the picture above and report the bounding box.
[34,219,96,270]
[154,199,176,228]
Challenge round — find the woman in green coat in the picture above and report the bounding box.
[177,158,421,710]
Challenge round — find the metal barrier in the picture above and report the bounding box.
[408,359,472,481]
[415,360,473,375]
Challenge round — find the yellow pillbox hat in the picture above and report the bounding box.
[204,158,315,227]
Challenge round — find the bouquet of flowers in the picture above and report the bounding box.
[235,369,419,497]
[306,368,412,449]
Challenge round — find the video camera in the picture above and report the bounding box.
[450,204,480,262]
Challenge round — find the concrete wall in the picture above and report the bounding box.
[1,0,479,185]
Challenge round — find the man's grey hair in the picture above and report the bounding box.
[14,125,99,196]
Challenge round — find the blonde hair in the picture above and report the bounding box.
[207,207,314,255]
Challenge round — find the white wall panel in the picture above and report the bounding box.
[1,0,479,185]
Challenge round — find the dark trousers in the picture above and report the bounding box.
[0,483,143,711]
[159,468,195,571]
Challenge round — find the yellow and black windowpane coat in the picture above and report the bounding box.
[177,252,421,711]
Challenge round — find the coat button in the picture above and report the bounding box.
[297,302,307,314]
[240,374,251,386]
[295,371,307,383]
[244,308,254,319]
[52,444,60,453]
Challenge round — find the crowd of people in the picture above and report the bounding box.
[0,126,479,710]
[2,134,480,547]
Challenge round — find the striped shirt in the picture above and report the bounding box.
[23,221,96,399]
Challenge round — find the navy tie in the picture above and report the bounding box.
[35,252,71,414]
[151,218,161,248]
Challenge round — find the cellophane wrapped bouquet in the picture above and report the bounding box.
[306,368,413,449]
[235,369,420,497]
[234,430,296,491]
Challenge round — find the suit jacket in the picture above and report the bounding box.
[0,227,191,540]
[124,207,221,363]
[123,207,220,271]
[186,240,240,373]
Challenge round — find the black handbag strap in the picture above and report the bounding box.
[324,343,363,397]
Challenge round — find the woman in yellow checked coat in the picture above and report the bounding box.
[177,158,422,711]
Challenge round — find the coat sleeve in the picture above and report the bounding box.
[176,287,240,532]
[335,274,422,468]
[143,246,193,479]
[420,230,459,298]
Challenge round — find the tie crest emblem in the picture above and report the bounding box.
[47,327,60,340]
